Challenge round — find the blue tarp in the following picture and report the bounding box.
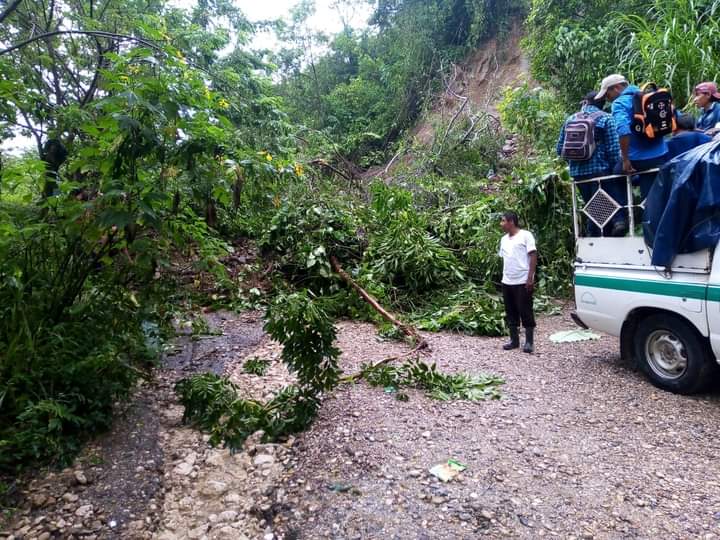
[643,139,720,267]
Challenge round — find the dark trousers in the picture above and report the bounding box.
[612,154,668,203]
[502,284,535,329]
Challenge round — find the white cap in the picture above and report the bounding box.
[596,74,628,99]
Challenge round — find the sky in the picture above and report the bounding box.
[178,0,373,50]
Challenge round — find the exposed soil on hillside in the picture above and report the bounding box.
[5,309,720,540]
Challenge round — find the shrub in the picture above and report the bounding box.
[365,213,464,294]
[498,82,567,153]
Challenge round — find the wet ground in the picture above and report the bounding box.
[6,310,720,540]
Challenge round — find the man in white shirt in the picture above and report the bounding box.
[498,212,538,353]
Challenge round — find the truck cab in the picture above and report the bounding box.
[572,171,719,393]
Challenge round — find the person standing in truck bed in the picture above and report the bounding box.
[694,82,720,137]
[556,91,621,236]
[666,113,712,161]
[596,74,668,227]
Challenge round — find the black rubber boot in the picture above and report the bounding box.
[503,326,520,350]
[523,327,535,354]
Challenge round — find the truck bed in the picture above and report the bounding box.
[576,237,711,272]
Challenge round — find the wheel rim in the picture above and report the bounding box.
[644,329,688,380]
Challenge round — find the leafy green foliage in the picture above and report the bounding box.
[175,374,320,448]
[260,200,360,286]
[264,290,341,391]
[615,0,720,108]
[275,0,527,162]
[411,285,506,336]
[498,83,566,153]
[365,213,464,293]
[361,359,504,401]
[243,357,271,376]
[525,0,720,108]
[176,290,340,449]
[0,0,297,472]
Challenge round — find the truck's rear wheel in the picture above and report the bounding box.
[634,313,714,394]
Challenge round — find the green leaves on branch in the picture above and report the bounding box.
[175,374,320,449]
[176,290,340,449]
[264,290,341,392]
[412,285,506,337]
[360,359,504,402]
[366,214,464,293]
[498,83,566,153]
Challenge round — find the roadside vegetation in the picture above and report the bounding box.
[1,0,718,472]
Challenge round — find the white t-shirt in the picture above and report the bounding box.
[499,229,537,285]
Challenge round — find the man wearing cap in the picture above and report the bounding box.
[693,82,720,136]
[596,74,668,229]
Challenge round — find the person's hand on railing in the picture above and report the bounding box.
[622,159,636,174]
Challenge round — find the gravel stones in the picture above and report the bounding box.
[73,470,88,485]
[271,314,720,539]
[9,309,720,540]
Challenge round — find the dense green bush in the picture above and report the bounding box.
[0,209,154,470]
[365,213,465,294]
[498,83,566,153]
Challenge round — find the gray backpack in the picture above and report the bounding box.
[560,111,605,161]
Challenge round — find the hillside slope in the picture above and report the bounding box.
[370,26,529,179]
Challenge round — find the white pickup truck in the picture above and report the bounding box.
[571,171,719,394]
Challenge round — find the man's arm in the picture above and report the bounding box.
[619,135,635,173]
[612,97,636,173]
[526,251,537,293]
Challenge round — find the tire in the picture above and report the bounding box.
[634,313,716,394]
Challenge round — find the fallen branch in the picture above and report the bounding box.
[339,341,428,384]
[309,158,354,182]
[330,255,427,349]
[381,148,404,176]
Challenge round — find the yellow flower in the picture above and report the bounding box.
[265,153,273,162]
[119,75,130,83]
[294,163,304,176]
[217,98,230,109]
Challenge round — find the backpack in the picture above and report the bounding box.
[560,111,605,161]
[632,83,676,139]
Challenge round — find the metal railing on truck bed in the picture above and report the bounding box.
[571,169,659,239]
[572,169,711,272]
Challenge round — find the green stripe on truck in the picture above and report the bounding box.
[575,274,707,299]
[708,286,720,302]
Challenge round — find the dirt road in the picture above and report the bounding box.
[5,311,720,540]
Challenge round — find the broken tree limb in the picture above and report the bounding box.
[309,158,354,182]
[338,341,428,384]
[329,255,428,350]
